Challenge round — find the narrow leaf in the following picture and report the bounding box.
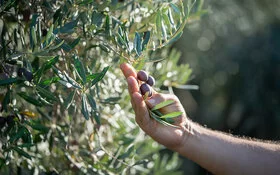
[36,86,58,102]
[134,32,142,56]
[1,89,11,112]
[168,8,175,27]
[73,56,87,84]
[142,31,150,50]
[47,39,64,51]
[26,121,49,133]
[69,37,80,49]
[59,20,77,33]
[151,99,175,111]
[160,111,183,119]
[161,19,168,41]
[17,92,43,107]
[91,11,104,27]
[63,90,76,109]
[170,3,181,14]
[0,78,17,86]
[45,24,54,46]
[105,15,111,36]
[93,111,101,125]
[87,94,96,110]
[81,94,90,120]
[31,26,37,47]
[12,147,32,159]
[91,66,109,87]
[149,110,179,128]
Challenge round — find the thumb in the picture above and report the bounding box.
[145,92,171,109]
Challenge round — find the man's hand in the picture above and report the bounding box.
[120,63,192,151]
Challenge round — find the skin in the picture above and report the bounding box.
[120,63,280,175]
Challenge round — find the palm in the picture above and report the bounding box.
[120,63,190,151]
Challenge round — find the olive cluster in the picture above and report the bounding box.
[137,70,155,97]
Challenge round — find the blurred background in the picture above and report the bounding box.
[174,0,280,174]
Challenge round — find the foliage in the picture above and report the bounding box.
[0,0,204,174]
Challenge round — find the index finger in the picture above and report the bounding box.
[120,63,137,78]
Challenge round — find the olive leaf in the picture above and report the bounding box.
[148,99,183,127]
[151,99,175,111]
[149,110,180,128]
[160,111,183,119]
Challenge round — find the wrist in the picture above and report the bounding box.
[175,121,203,155]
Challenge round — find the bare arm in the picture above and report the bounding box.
[120,63,280,175]
[180,123,280,175]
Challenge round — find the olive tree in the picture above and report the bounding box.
[0,0,204,174]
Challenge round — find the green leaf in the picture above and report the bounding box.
[164,31,183,47]
[101,97,121,104]
[149,110,179,128]
[91,11,104,27]
[81,94,90,120]
[170,3,181,14]
[134,32,142,56]
[117,31,127,48]
[0,158,5,169]
[63,90,76,109]
[36,56,59,72]
[105,15,111,36]
[168,8,175,28]
[40,77,60,86]
[142,31,150,50]
[73,56,87,84]
[17,92,43,107]
[31,26,37,48]
[99,44,110,53]
[45,24,54,46]
[119,146,134,159]
[151,99,175,111]
[69,37,81,49]
[26,121,49,133]
[91,66,110,87]
[1,89,11,112]
[161,18,168,41]
[162,12,172,35]
[9,126,25,143]
[36,85,58,102]
[87,94,101,125]
[17,143,34,148]
[87,94,96,110]
[12,147,32,159]
[156,11,162,38]
[58,20,78,34]
[0,78,17,86]
[46,39,64,51]
[86,73,99,82]
[53,67,82,89]
[93,111,101,125]
[21,126,33,144]
[160,111,183,119]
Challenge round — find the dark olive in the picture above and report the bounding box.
[140,83,152,97]
[23,70,33,81]
[146,75,155,86]
[0,117,7,127]
[17,67,25,77]
[137,70,149,82]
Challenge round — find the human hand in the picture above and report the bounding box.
[120,63,193,151]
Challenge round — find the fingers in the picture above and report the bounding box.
[126,76,139,96]
[131,91,151,128]
[120,63,137,79]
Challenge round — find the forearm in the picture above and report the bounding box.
[177,122,280,175]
